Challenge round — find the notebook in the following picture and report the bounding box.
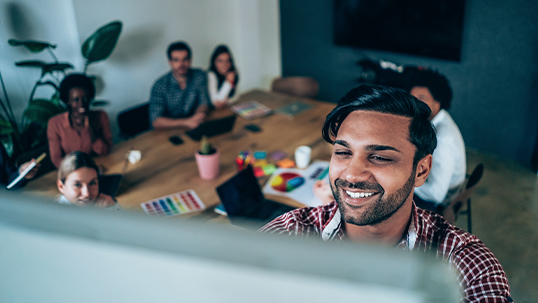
[275,101,312,117]
[216,165,295,229]
[230,100,273,120]
[185,115,237,141]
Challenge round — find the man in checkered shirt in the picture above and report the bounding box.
[149,41,210,130]
[261,84,513,302]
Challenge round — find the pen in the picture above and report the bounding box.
[7,152,47,189]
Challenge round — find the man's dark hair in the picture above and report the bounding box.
[322,84,437,165]
[409,68,453,110]
[167,41,191,60]
[59,73,95,105]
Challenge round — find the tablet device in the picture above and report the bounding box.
[185,115,237,141]
[216,166,295,229]
[99,174,123,198]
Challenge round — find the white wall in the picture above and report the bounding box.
[1,0,281,141]
[0,0,81,123]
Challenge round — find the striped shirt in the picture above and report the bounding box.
[260,201,513,303]
[149,69,210,123]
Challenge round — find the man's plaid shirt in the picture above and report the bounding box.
[260,201,512,303]
[149,68,210,123]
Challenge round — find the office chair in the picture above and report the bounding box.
[117,103,150,139]
[271,76,319,98]
[442,163,484,233]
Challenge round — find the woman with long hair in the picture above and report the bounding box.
[207,45,239,109]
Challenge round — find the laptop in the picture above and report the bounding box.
[185,115,237,141]
[99,174,124,198]
[216,165,295,229]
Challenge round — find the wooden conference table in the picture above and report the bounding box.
[24,90,336,216]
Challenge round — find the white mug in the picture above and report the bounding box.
[295,146,311,169]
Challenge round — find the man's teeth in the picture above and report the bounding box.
[346,190,374,198]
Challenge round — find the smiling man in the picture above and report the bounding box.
[149,41,210,130]
[261,85,512,302]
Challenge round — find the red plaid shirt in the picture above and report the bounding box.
[260,201,513,303]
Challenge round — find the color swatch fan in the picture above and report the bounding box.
[141,190,205,217]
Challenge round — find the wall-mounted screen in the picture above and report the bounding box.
[334,0,466,61]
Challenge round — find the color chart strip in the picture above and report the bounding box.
[140,190,205,217]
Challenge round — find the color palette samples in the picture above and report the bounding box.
[140,190,205,216]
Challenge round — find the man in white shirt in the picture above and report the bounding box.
[409,69,466,212]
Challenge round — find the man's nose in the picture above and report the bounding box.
[343,156,372,183]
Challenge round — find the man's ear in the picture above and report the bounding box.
[57,179,65,195]
[414,154,432,187]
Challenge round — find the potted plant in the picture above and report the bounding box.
[194,135,220,180]
[0,21,122,161]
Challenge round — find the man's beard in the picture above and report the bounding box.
[330,167,416,226]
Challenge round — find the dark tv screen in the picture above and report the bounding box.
[334,0,465,61]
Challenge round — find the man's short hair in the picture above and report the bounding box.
[409,68,453,110]
[167,41,191,60]
[322,84,437,165]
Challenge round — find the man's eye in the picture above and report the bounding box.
[334,151,351,156]
[73,183,81,187]
[371,155,391,162]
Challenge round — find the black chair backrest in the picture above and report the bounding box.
[117,103,150,138]
[466,163,484,189]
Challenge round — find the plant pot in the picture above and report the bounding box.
[195,148,220,180]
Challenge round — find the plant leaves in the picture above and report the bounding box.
[15,60,47,68]
[23,99,66,123]
[0,119,14,135]
[42,63,74,76]
[35,80,59,91]
[50,92,62,106]
[8,39,57,53]
[90,100,108,107]
[81,21,122,65]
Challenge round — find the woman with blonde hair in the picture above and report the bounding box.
[57,151,116,208]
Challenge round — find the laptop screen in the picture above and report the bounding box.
[216,166,264,216]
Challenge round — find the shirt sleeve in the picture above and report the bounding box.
[452,241,513,303]
[149,79,166,123]
[0,144,26,188]
[259,211,298,234]
[198,71,211,108]
[91,111,113,156]
[207,71,233,104]
[47,116,64,168]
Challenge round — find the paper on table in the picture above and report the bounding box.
[262,161,329,207]
[7,153,46,189]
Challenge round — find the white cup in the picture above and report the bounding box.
[295,146,311,169]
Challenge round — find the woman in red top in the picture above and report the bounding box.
[47,74,112,168]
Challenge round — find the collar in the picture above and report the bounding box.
[321,202,419,251]
[430,109,447,127]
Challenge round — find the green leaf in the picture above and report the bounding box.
[81,21,122,65]
[8,39,56,53]
[50,92,62,106]
[0,119,14,135]
[23,99,66,123]
[42,63,74,76]
[90,100,108,107]
[15,60,47,68]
